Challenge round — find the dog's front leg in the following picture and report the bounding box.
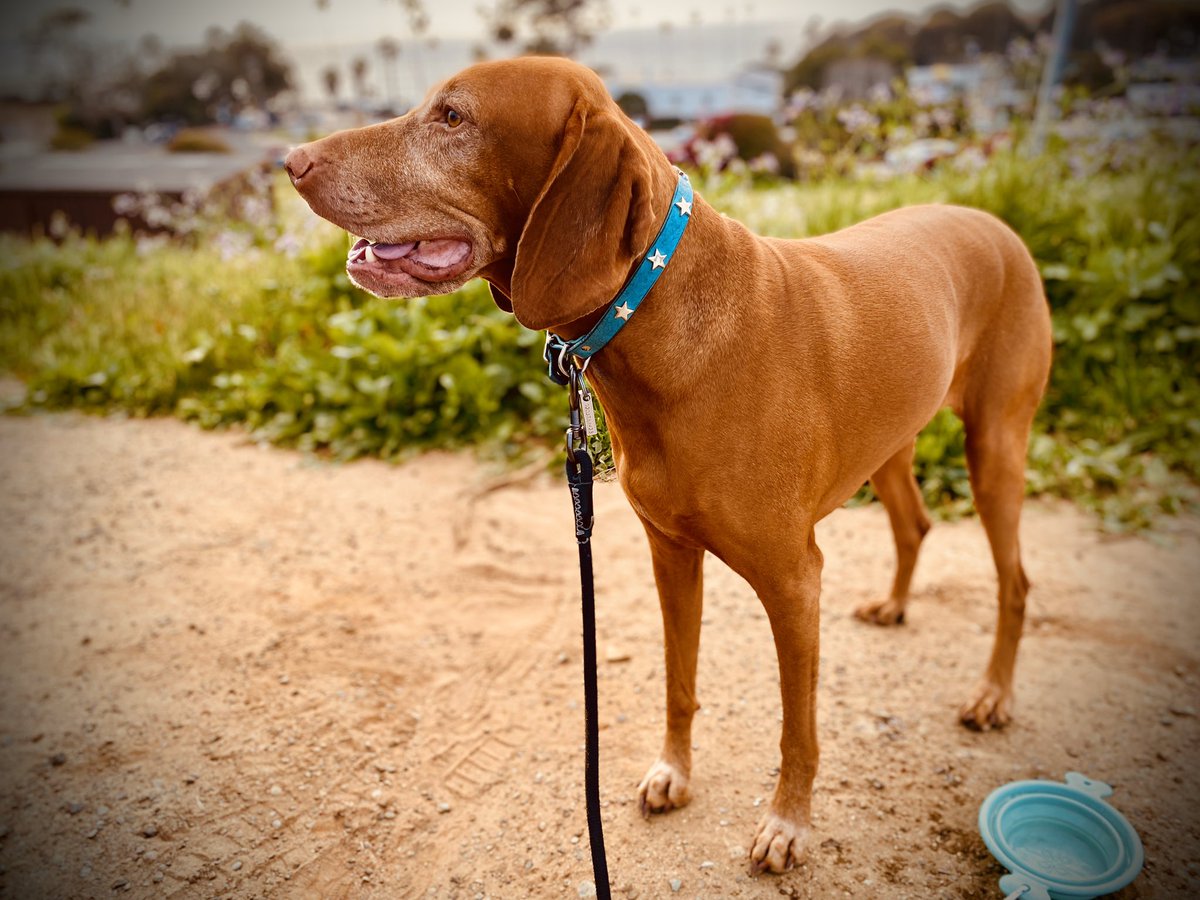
[636,523,704,817]
[748,534,823,873]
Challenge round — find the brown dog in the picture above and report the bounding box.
[285,56,1052,874]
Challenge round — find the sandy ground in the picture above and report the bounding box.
[0,411,1198,900]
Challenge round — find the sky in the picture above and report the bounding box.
[3,0,1050,48]
[0,0,1052,104]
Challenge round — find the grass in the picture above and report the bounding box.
[1,141,1197,530]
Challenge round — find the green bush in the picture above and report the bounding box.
[167,128,232,153]
[1,142,1196,530]
[48,126,95,151]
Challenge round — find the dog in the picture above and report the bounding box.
[285,56,1052,874]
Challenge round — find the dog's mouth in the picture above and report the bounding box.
[346,236,474,284]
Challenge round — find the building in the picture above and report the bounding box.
[609,67,783,122]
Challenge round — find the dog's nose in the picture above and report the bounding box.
[284,145,315,184]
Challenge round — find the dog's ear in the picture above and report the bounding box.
[509,101,657,331]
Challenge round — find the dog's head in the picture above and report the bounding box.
[286,57,666,330]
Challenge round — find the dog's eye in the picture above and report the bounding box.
[445,109,463,128]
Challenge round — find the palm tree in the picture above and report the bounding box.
[350,55,369,105]
[377,38,399,109]
[321,65,340,106]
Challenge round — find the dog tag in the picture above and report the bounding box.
[579,390,598,437]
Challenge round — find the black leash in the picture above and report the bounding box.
[560,357,611,899]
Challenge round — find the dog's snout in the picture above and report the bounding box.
[284,146,315,184]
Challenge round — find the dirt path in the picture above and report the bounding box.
[0,412,1198,899]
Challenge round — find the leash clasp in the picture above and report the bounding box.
[565,364,587,456]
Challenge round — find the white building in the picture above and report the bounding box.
[608,67,783,122]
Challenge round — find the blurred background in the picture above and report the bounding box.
[1,5,1199,897]
[0,0,1197,526]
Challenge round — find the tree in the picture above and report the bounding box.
[486,0,610,56]
[322,65,341,104]
[350,56,370,103]
[784,15,913,94]
[377,38,400,107]
[25,7,95,102]
[615,90,648,119]
[137,22,293,124]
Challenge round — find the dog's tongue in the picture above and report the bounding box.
[347,236,472,271]
[370,241,417,260]
[408,239,471,268]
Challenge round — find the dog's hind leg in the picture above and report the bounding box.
[957,369,1045,730]
[637,524,705,817]
[854,438,931,626]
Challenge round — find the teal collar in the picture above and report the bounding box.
[545,170,693,383]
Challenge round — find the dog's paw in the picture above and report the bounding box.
[749,811,810,874]
[959,680,1013,731]
[636,758,691,818]
[853,597,906,626]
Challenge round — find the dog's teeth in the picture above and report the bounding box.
[364,245,377,263]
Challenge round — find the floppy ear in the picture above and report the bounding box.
[510,101,657,331]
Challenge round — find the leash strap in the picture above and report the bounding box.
[563,367,611,899]
[552,168,693,891]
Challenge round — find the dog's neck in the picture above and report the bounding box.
[554,166,766,440]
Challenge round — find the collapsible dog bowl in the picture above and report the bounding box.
[978,772,1143,899]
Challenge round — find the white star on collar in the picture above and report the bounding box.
[675,197,692,216]
[648,249,667,269]
[613,302,634,321]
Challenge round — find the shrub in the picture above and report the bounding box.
[167,129,232,153]
[48,126,95,151]
[2,142,1196,529]
[678,114,796,178]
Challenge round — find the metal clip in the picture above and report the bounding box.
[565,365,586,455]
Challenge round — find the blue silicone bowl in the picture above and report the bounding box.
[978,772,1143,900]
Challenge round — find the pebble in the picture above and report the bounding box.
[141,824,158,838]
[605,647,631,663]
[669,877,683,892]
[144,851,158,863]
[270,785,283,796]
[232,860,243,871]
[699,860,715,869]
[436,802,451,814]
[577,881,597,897]
[271,818,283,829]
[1169,704,1196,718]
[279,674,290,685]
[65,802,84,815]
[49,753,67,767]
[152,872,164,884]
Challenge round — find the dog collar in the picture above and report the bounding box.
[545,169,693,384]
